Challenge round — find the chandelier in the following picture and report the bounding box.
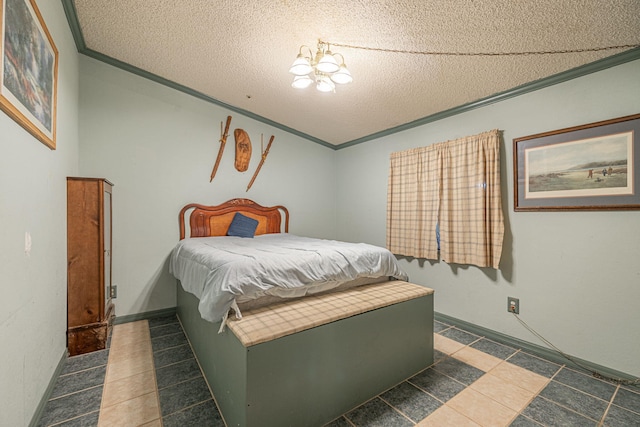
[288,41,352,93]
[287,38,640,93]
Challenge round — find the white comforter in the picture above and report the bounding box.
[169,233,408,323]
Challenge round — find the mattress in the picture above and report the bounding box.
[169,233,408,324]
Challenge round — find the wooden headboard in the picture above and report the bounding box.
[178,198,289,240]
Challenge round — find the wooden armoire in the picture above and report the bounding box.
[67,177,115,356]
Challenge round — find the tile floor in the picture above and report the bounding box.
[38,315,640,426]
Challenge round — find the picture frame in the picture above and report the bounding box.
[513,113,640,211]
[1,0,58,149]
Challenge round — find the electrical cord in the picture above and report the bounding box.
[320,40,640,57]
[511,312,639,387]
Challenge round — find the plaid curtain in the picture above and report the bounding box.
[387,130,504,269]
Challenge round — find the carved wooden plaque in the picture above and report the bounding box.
[234,129,252,172]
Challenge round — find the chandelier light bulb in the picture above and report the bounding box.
[316,75,335,93]
[289,54,313,76]
[291,75,314,89]
[316,50,340,73]
[330,65,353,85]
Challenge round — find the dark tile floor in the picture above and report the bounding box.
[37,315,640,426]
[149,315,225,426]
[37,339,110,427]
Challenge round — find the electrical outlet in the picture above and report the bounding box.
[110,286,117,299]
[508,297,519,314]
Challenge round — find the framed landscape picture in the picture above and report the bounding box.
[513,113,640,211]
[1,0,58,149]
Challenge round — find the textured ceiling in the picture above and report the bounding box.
[70,0,640,147]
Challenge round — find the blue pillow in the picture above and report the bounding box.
[227,212,259,238]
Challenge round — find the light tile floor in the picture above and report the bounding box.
[99,321,160,426]
[38,315,640,426]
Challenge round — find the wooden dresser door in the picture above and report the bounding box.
[67,177,115,356]
[103,188,112,314]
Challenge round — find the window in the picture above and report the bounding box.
[387,130,504,269]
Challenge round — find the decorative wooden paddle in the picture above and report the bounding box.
[210,115,232,182]
[246,134,274,191]
[234,129,252,172]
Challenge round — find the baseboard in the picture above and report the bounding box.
[29,349,67,427]
[435,312,638,383]
[113,307,177,325]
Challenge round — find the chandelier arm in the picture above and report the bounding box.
[318,40,640,56]
[298,45,314,59]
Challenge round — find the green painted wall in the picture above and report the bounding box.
[77,56,338,318]
[77,54,640,380]
[334,59,640,378]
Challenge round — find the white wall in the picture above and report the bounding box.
[78,56,337,317]
[335,59,640,377]
[0,2,79,425]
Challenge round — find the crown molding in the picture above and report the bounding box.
[62,1,640,151]
[60,0,334,149]
[337,47,640,150]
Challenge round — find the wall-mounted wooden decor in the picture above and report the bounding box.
[1,0,58,149]
[247,135,275,191]
[210,115,232,182]
[234,129,252,172]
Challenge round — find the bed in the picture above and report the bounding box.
[172,198,434,427]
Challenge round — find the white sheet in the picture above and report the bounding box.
[169,233,408,323]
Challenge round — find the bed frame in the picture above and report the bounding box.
[178,198,289,240]
[175,199,434,427]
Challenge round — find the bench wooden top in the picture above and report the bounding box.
[227,280,433,347]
